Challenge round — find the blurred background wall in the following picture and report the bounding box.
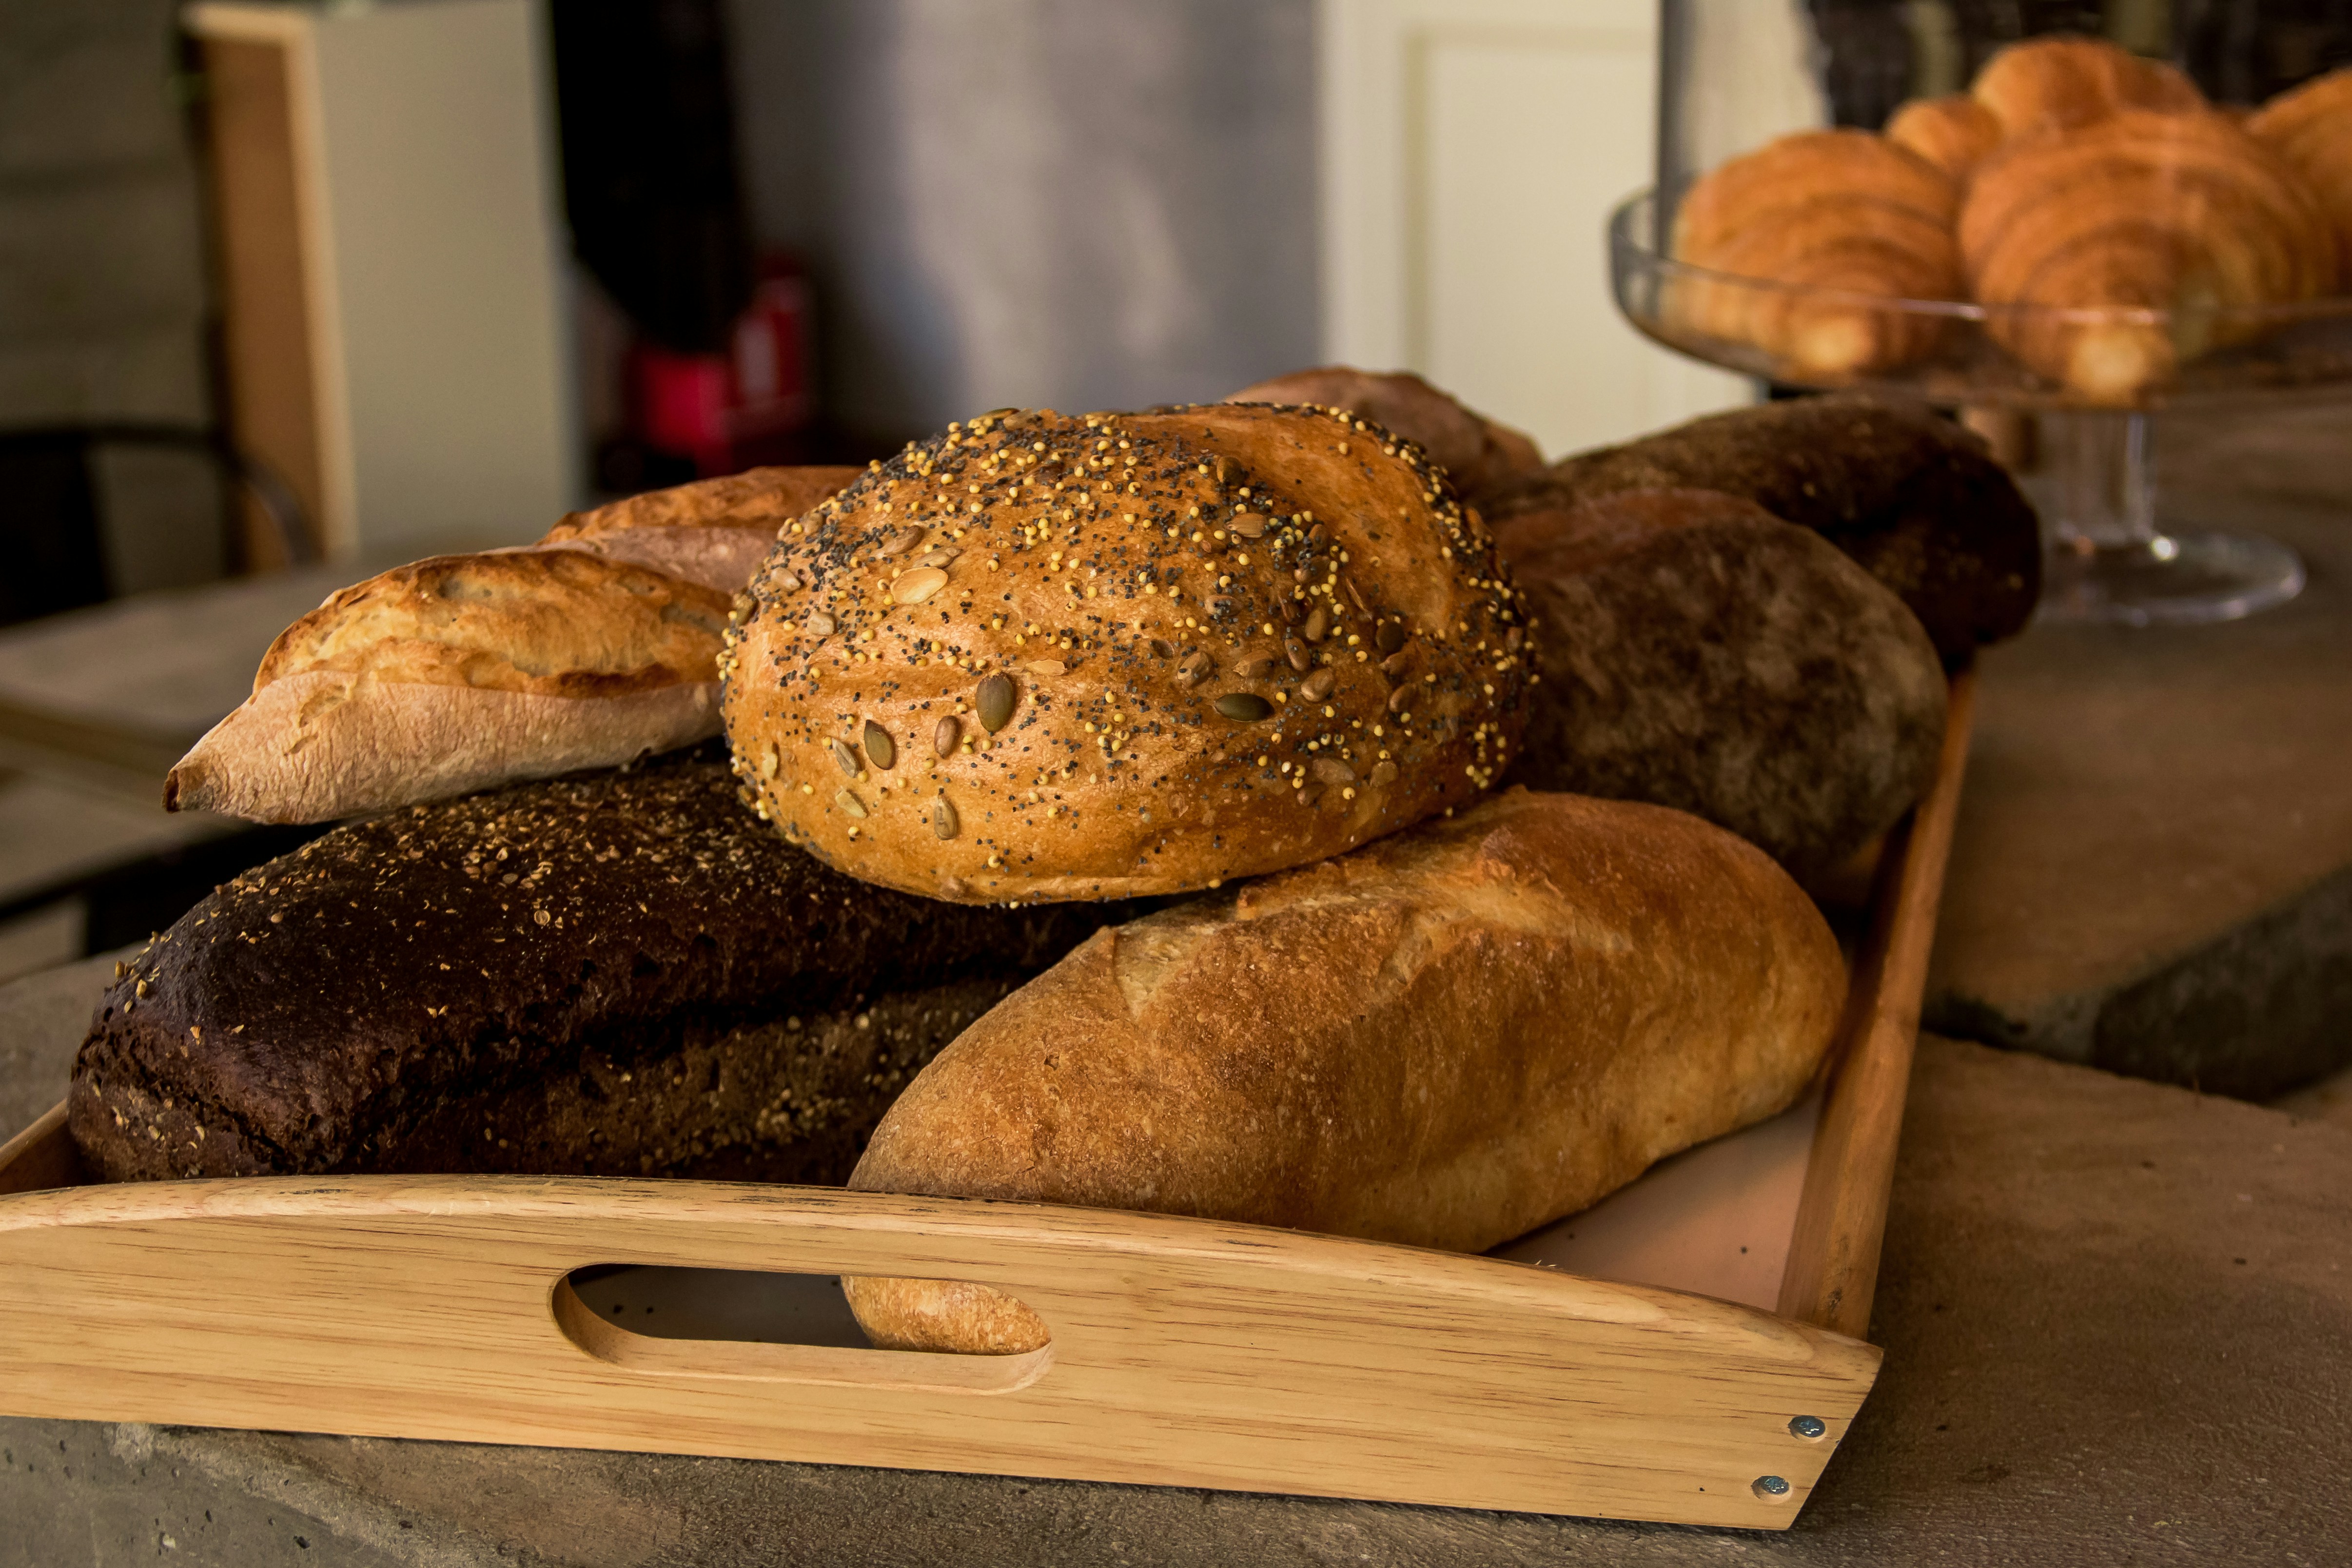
[2,0,1709,604]
[725,0,1319,442]
[0,0,225,603]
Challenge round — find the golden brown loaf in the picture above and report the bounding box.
[166,551,731,822]
[1668,130,1961,376]
[843,787,1847,1353]
[1221,366,1545,506]
[1959,110,2334,399]
[165,466,858,823]
[1884,93,2003,180]
[720,405,1531,904]
[1970,35,2205,140]
[2248,67,2352,289]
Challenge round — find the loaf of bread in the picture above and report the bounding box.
[166,465,858,824]
[75,746,1136,1182]
[537,464,863,591]
[1487,395,2040,662]
[1960,109,2333,400]
[1221,367,1545,507]
[1667,129,1961,377]
[1497,489,1945,882]
[843,787,1846,1353]
[721,405,1531,904]
[2247,67,2352,290]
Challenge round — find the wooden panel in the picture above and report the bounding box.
[196,36,326,568]
[1319,0,1750,456]
[0,1155,1877,1527]
[1779,670,1979,1337]
[307,0,575,553]
[0,1104,82,1198]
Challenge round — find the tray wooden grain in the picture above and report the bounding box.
[0,672,1976,1529]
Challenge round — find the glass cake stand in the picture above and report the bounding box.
[1637,0,2352,627]
[1610,190,2345,627]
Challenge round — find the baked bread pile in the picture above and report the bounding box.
[1671,36,2349,401]
[70,370,2038,1363]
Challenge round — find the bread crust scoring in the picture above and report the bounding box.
[720,404,1530,902]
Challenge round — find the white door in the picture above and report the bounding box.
[1319,0,1751,460]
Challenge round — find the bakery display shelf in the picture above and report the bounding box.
[0,673,1975,1530]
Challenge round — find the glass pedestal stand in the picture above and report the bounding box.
[2027,412,2307,626]
[1606,191,2332,630]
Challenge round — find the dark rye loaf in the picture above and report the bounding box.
[1496,489,1947,882]
[1487,395,2040,662]
[71,746,1134,1183]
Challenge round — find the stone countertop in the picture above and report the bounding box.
[0,957,2346,1566]
[1924,412,2352,1099]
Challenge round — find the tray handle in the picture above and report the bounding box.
[548,1272,1055,1392]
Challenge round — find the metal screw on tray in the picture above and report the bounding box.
[1752,1474,1793,1500]
[1788,1414,1827,1440]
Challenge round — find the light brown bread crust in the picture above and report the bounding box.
[843,787,1846,1352]
[537,465,863,591]
[1222,367,1545,505]
[167,551,729,821]
[542,465,864,539]
[720,405,1531,904]
[250,550,729,697]
[165,467,860,823]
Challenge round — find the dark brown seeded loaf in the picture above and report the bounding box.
[71,746,1138,1182]
[1486,395,2041,661]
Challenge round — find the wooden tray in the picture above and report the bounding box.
[0,674,1976,1530]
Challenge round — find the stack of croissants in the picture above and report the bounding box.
[1671,35,2352,401]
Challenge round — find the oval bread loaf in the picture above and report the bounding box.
[720,404,1532,903]
[1222,366,1545,507]
[843,786,1847,1353]
[1497,488,1946,882]
[535,464,862,591]
[1487,394,2042,661]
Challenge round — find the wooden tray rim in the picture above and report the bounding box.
[0,671,1978,1527]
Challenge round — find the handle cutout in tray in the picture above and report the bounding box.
[553,1265,1053,1392]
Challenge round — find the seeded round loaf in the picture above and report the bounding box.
[719,404,1532,903]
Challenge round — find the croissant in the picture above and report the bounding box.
[1669,130,1961,376]
[1960,110,2335,400]
[1886,94,2003,181]
[2248,67,2352,289]
[1971,35,2205,139]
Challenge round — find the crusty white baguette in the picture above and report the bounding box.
[166,551,729,821]
[843,786,1847,1353]
[167,466,857,823]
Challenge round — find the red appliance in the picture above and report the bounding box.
[628,260,816,476]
